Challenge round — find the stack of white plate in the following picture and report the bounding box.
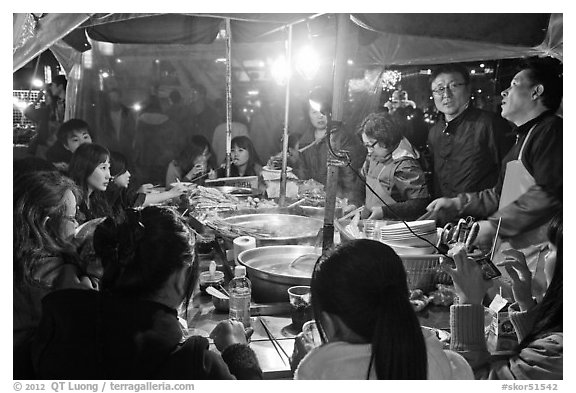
[379,220,437,254]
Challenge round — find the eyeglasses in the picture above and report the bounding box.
[432,82,467,96]
[364,140,378,149]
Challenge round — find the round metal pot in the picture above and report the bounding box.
[222,214,323,246]
[237,245,321,302]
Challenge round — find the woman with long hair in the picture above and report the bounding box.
[292,239,472,379]
[14,171,95,377]
[106,151,187,223]
[68,143,113,223]
[165,135,216,188]
[447,212,563,379]
[31,206,262,379]
[213,135,262,178]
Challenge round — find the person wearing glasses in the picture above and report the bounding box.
[356,112,430,220]
[426,64,512,201]
[427,59,562,302]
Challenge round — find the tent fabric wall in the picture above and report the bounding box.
[13,13,92,72]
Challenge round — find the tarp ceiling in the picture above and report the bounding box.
[14,13,562,73]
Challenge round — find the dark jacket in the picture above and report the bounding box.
[30,289,263,380]
[297,127,365,207]
[105,184,146,224]
[45,143,72,165]
[460,111,562,237]
[427,106,513,198]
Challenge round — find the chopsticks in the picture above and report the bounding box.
[259,317,289,365]
[490,217,502,260]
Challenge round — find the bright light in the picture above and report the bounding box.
[154,59,160,64]
[270,56,289,86]
[101,71,110,78]
[116,58,122,64]
[13,97,28,110]
[347,59,354,66]
[471,70,476,74]
[480,63,485,68]
[247,90,259,96]
[31,79,43,88]
[477,89,482,93]
[295,45,320,80]
[215,58,227,63]
[309,99,322,113]
[133,103,142,112]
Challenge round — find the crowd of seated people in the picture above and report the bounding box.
[14,60,562,380]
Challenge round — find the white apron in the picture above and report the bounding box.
[493,125,549,301]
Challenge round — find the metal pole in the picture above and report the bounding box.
[322,13,350,252]
[279,25,293,207]
[225,18,232,177]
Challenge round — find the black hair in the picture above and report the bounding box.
[429,63,470,86]
[109,151,128,178]
[56,118,91,145]
[517,211,562,351]
[231,135,262,176]
[14,171,81,287]
[519,58,563,112]
[175,135,216,174]
[68,143,112,220]
[94,206,198,312]
[52,75,67,90]
[357,112,404,149]
[305,86,332,116]
[311,240,428,379]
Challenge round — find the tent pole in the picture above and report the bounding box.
[225,18,232,177]
[322,13,350,252]
[279,24,293,207]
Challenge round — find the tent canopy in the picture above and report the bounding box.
[14,13,562,72]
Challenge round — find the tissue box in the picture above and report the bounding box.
[486,294,518,352]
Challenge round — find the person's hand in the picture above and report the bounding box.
[209,319,254,352]
[186,163,206,180]
[168,183,188,197]
[498,249,536,311]
[473,220,496,250]
[290,333,314,372]
[442,244,492,305]
[138,183,155,194]
[208,169,217,180]
[367,206,384,220]
[426,197,459,213]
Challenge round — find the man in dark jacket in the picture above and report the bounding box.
[427,59,562,300]
[427,64,513,198]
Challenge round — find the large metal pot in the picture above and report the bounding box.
[237,245,321,302]
[222,213,323,246]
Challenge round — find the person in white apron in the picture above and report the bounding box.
[426,59,563,301]
[357,112,430,221]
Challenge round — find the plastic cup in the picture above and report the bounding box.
[287,285,313,331]
[363,219,378,240]
[301,320,322,349]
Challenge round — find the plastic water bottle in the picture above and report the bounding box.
[229,266,252,327]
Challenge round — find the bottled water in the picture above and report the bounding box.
[229,266,252,327]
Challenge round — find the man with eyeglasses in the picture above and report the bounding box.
[426,64,513,201]
[428,58,562,301]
